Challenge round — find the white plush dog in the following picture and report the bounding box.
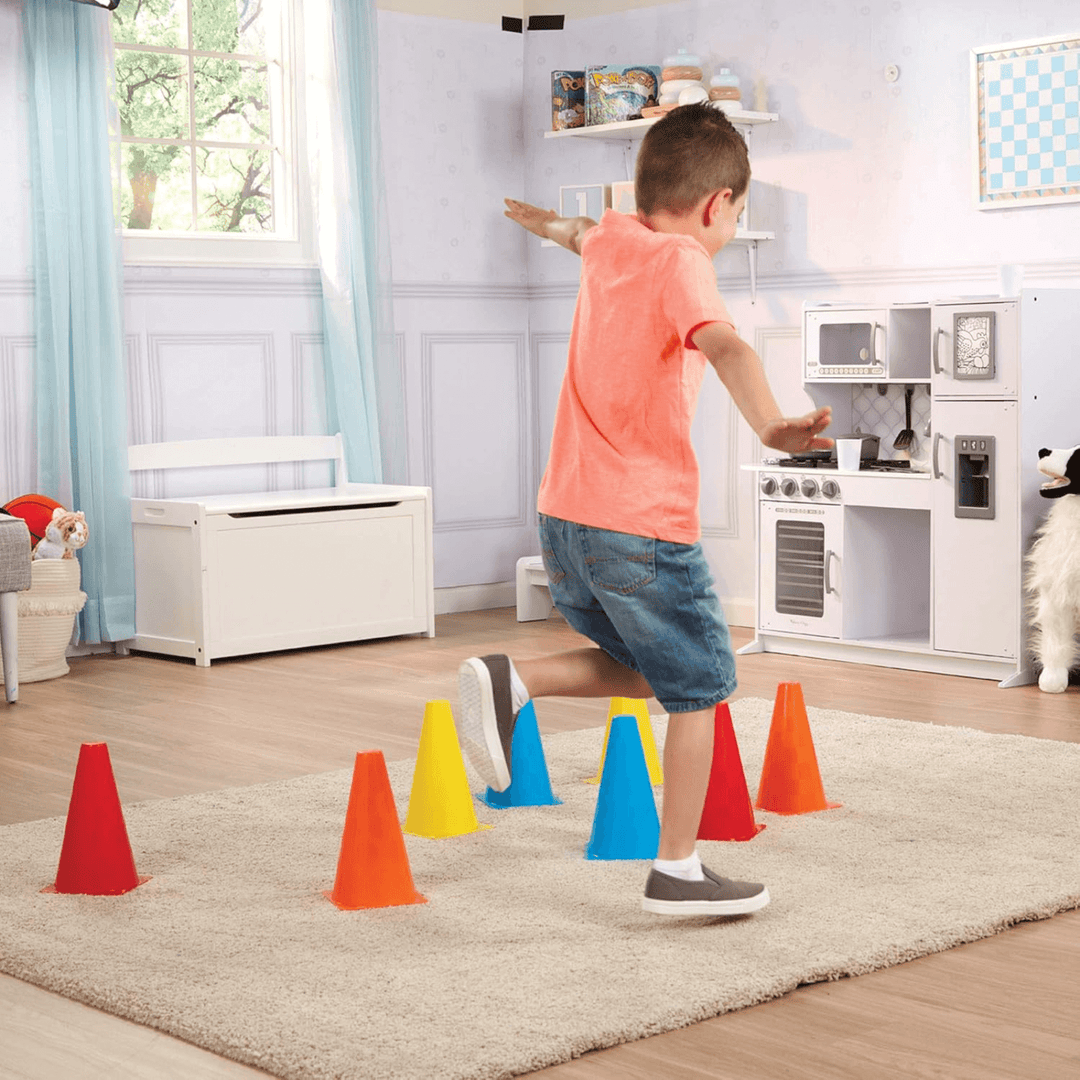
[1025,444,1080,693]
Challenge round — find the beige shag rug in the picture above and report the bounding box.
[1,699,1078,1080]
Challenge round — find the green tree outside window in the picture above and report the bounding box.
[113,0,277,233]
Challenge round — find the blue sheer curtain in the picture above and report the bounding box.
[23,0,135,643]
[307,0,405,486]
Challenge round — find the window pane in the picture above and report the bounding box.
[197,147,272,232]
[121,144,193,231]
[192,0,266,57]
[116,51,189,140]
[112,0,188,49]
[194,57,270,143]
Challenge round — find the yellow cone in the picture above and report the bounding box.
[584,697,663,786]
[404,700,492,838]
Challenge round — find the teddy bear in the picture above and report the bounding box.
[1025,444,1080,693]
[32,507,89,561]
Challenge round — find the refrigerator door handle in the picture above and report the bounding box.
[932,327,945,374]
[932,432,943,479]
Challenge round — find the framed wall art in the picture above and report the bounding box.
[972,33,1080,209]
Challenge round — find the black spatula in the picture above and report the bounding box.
[893,386,915,453]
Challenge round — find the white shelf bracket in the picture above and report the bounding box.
[747,240,759,304]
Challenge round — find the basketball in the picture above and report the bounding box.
[2,493,64,545]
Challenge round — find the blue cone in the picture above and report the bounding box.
[585,714,660,860]
[482,701,563,808]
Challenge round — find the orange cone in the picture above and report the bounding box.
[697,703,765,841]
[324,751,428,910]
[42,742,151,896]
[754,682,842,815]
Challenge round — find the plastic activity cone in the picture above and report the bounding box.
[584,697,663,785]
[697,703,765,841]
[404,700,492,838]
[324,750,427,910]
[43,742,151,896]
[754,682,842,815]
[585,714,660,860]
[482,700,562,808]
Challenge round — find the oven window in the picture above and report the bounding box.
[775,519,825,617]
[820,322,873,367]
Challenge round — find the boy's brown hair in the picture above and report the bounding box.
[634,102,750,216]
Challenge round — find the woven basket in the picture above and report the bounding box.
[17,559,87,683]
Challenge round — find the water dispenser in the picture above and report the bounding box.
[955,436,995,519]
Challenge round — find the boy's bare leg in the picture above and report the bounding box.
[515,649,714,860]
[515,648,654,701]
[657,708,714,860]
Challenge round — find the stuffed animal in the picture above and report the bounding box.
[1025,444,1080,693]
[32,507,89,561]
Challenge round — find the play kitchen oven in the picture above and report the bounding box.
[758,472,843,638]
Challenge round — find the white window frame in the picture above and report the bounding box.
[115,0,314,267]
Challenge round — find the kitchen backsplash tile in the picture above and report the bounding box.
[851,384,932,458]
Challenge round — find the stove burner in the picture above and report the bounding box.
[769,457,912,472]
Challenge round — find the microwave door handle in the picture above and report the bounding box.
[870,323,881,367]
[932,432,943,479]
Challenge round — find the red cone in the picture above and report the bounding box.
[697,703,766,841]
[43,743,150,896]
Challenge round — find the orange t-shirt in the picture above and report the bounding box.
[537,210,733,543]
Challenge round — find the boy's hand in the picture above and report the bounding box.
[758,407,834,454]
[504,198,558,240]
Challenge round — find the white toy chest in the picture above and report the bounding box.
[127,435,435,666]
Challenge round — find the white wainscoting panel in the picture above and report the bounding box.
[421,332,527,532]
[530,332,569,503]
[139,332,277,499]
[0,336,34,500]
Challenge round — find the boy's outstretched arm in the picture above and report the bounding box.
[693,321,834,454]
[504,198,596,255]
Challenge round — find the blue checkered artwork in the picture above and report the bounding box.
[975,35,1080,207]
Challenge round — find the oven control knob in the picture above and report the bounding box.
[760,475,778,496]
[821,479,840,499]
[780,477,798,497]
[800,478,819,498]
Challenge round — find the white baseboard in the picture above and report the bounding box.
[435,581,517,615]
[722,597,755,629]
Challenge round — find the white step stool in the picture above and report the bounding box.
[516,555,552,621]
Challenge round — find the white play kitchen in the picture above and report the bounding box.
[742,289,1079,687]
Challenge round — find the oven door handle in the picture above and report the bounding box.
[824,549,837,595]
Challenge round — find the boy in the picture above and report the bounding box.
[457,103,832,916]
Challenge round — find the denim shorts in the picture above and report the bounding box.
[538,514,736,713]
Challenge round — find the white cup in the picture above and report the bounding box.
[836,439,863,472]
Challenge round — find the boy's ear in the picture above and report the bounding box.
[703,189,733,227]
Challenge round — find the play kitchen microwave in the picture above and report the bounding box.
[804,302,931,381]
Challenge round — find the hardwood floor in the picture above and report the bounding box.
[1,609,1077,1079]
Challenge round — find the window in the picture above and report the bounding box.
[112,0,309,264]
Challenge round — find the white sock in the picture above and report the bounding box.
[653,851,705,882]
[508,659,530,713]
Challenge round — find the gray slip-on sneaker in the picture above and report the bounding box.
[641,866,770,916]
[457,654,517,792]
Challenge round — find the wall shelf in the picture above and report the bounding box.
[543,110,780,141]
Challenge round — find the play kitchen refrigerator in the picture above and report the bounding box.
[744,290,1079,686]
